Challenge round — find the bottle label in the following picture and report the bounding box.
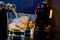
[49,10,53,18]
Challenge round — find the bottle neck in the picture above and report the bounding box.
[42,0,50,7]
[35,4,40,13]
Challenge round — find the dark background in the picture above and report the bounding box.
[2,0,42,14]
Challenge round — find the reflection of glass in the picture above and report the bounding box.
[7,12,16,24]
[7,12,34,40]
[7,13,30,30]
